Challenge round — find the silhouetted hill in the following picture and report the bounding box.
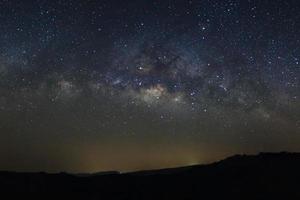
[1,152,300,199]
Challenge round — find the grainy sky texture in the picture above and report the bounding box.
[0,0,299,172]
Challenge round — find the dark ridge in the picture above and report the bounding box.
[75,171,120,177]
[1,152,300,200]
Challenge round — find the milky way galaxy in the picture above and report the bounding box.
[0,0,299,172]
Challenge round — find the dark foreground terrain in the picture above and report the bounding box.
[1,152,300,200]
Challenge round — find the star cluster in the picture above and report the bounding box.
[0,0,299,172]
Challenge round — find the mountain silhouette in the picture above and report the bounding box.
[1,152,300,199]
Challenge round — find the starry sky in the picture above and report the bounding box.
[0,0,299,173]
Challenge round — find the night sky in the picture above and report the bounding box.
[0,0,299,173]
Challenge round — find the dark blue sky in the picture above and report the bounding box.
[0,0,299,172]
